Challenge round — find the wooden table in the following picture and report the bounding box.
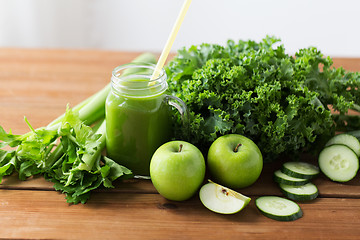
[0,48,359,239]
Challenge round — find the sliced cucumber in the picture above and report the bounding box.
[279,182,319,201]
[281,161,320,180]
[255,196,303,221]
[325,133,360,157]
[347,130,360,142]
[273,170,309,186]
[318,144,359,182]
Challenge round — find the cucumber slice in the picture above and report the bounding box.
[281,162,320,180]
[318,144,359,182]
[279,182,319,201]
[273,170,309,186]
[325,133,360,157]
[347,130,360,142]
[255,196,303,221]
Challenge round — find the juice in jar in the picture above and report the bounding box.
[106,90,171,176]
[105,63,180,177]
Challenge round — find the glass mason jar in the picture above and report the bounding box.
[105,63,187,178]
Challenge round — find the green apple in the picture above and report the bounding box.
[199,180,251,214]
[207,134,263,189]
[150,141,206,201]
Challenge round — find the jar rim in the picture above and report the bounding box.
[112,62,166,83]
[111,62,168,98]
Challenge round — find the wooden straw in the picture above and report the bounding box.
[151,0,192,80]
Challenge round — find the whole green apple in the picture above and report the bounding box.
[150,141,206,201]
[207,134,263,189]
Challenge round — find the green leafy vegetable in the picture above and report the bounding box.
[0,53,157,204]
[46,109,133,204]
[166,36,360,161]
[0,107,133,204]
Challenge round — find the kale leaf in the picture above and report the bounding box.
[166,36,360,162]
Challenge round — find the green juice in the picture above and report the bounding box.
[105,90,172,176]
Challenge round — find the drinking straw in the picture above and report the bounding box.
[151,0,192,80]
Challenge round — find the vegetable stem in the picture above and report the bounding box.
[77,120,106,172]
[46,144,64,169]
[47,84,110,131]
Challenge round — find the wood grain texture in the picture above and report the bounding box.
[0,48,143,133]
[0,189,359,240]
[0,48,359,239]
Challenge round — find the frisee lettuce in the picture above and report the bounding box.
[166,36,360,161]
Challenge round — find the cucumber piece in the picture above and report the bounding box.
[273,170,309,186]
[279,182,319,201]
[325,133,360,157]
[255,196,303,221]
[318,144,359,182]
[281,161,320,180]
[347,130,360,142]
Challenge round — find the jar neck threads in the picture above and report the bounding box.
[111,63,168,97]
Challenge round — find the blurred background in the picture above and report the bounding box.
[0,0,359,57]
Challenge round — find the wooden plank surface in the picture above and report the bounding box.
[0,48,359,239]
[0,189,359,240]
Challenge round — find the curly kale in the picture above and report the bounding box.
[166,36,360,162]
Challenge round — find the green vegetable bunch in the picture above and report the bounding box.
[166,36,360,161]
[0,107,132,204]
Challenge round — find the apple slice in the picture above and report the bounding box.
[199,180,251,214]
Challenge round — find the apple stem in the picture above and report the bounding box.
[234,143,242,152]
[179,144,183,153]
